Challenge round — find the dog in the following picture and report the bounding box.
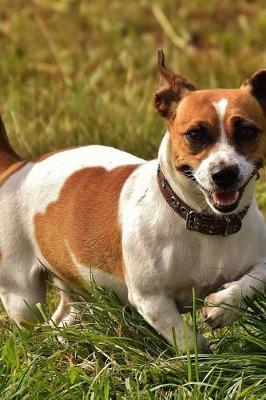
[0,49,266,352]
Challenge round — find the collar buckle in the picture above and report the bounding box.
[223,216,242,236]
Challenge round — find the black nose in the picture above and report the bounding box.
[211,165,240,189]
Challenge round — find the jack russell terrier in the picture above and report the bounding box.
[0,49,266,352]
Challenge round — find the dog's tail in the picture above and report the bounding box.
[0,116,21,161]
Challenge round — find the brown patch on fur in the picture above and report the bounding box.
[154,49,195,119]
[34,164,139,287]
[168,88,266,170]
[153,51,266,169]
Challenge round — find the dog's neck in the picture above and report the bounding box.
[158,132,255,214]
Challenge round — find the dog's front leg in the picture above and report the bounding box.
[203,261,266,329]
[129,292,208,353]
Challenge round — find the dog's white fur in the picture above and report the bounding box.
[213,98,228,143]
[0,132,265,352]
[0,95,266,351]
[121,131,266,350]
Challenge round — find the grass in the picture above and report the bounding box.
[0,0,266,398]
[0,286,266,399]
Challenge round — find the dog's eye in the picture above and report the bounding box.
[185,129,210,146]
[235,126,260,142]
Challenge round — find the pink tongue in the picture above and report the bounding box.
[212,190,239,205]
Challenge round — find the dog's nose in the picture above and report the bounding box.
[211,165,240,189]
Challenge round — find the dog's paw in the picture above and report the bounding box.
[202,284,242,329]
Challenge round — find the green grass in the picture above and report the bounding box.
[0,0,266,398]
[0,286,266,399]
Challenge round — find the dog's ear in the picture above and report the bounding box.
[154,49,196,119]
[241,70,266,112]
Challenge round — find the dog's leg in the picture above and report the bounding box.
[129,292,208,353]
[50,279,79,327]
[50,292,70,325]
[203,261,266,329]
[49,291,79,345]
[123,235,208,352]
[0,262,48,325]
[50,292,79,327]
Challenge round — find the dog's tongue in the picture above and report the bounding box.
[212,190,239,206]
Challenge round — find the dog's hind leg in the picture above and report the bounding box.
[50,281,79,327]
[50,293,78,327]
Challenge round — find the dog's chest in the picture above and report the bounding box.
[124,209,261,305]
[121,161,266,308]
[152,222,262,305]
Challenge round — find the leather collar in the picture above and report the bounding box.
[157,165,249,236]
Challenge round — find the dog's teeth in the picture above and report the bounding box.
[212,190,239,206]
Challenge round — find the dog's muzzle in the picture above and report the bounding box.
[211,164,240,190]
[157,165,250,236]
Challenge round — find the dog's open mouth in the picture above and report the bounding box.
[194,182,244,213]
[209,190,241,213]
[179,163,261,214]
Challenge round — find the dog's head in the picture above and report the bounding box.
[155,49,266,213]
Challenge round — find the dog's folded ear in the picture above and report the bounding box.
[154,49,196,119]
[241,70,266,112]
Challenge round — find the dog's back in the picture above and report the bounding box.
[0,131,143,323]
